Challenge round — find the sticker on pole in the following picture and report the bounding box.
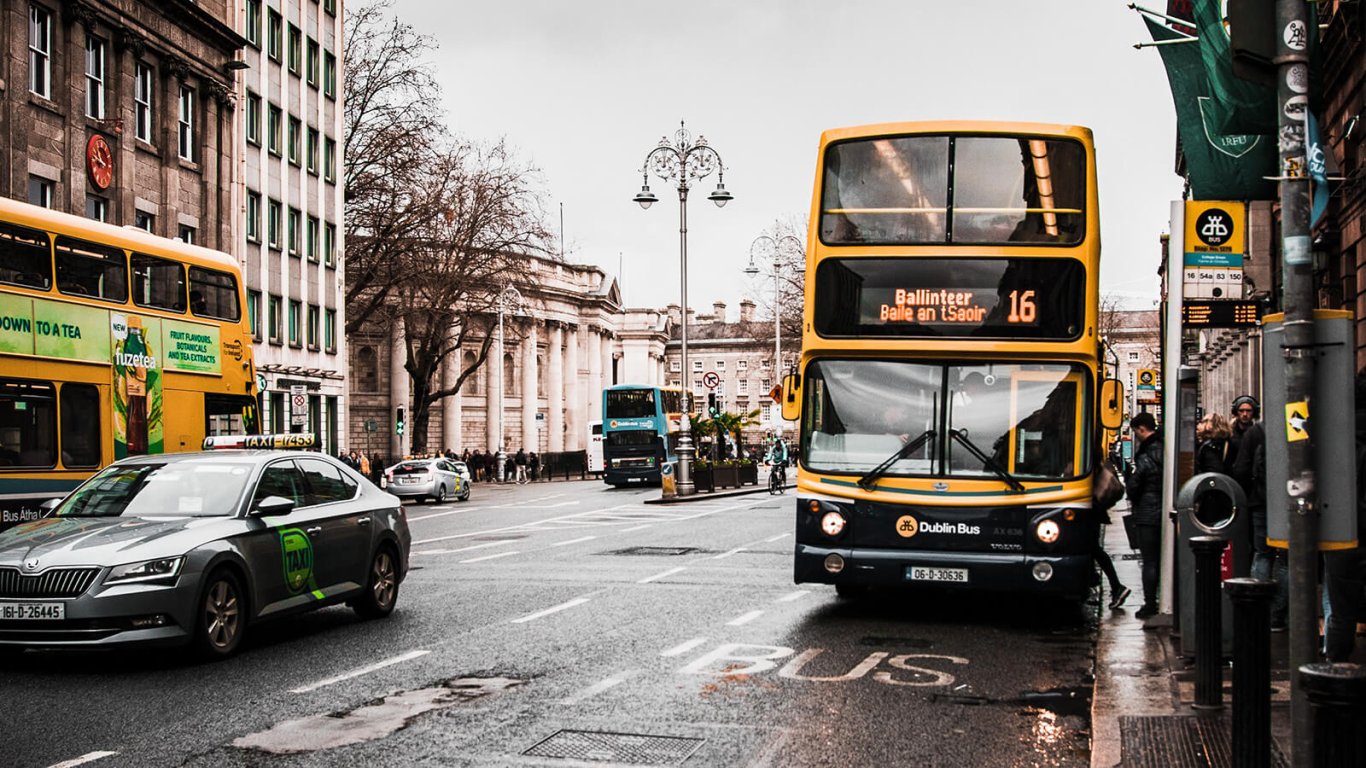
[1285,402,1309,442]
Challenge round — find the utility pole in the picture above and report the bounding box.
[1274,0,1317,760]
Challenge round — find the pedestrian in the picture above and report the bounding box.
[1229,395,1286,629]
[1194,413,1238,475]
[529,451,540,482]
[359,452,371,480]
[1093,453,1130,609]
[1324,369,1366,661]
[514,448,528,483]
[1124,412,1164,620]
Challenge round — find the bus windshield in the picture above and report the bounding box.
[820,135,1086,246]
[801,359,1088,481]
[605,389,658,419]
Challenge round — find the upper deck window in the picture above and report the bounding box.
[55,237,127,303]
[131,253,186,313]
[0,222,51,289]
[188,266,241,321]
[605,389,657,420]
[820,135,1085,246]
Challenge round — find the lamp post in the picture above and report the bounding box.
[745,234,803,436]
[494,286,523,482]
[632,121,733,496]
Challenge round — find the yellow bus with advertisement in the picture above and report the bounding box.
[0,197,258,529]
[784,121,1122,598]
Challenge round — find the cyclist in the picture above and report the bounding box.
[767,435,789,492]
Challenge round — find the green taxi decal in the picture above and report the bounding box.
[278,528,315,594]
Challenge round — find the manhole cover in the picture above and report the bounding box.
[523,730,703,765]
[602,546,701,557]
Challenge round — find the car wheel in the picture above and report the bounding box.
[459,488,471,502]
[354,545,400,620]
[433,485,447,504]
[193,569,246,660]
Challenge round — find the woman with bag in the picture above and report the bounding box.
[1093,454,1131,608]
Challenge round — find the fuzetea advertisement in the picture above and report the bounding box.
[111,313,163,457]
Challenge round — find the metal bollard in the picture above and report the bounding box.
[1191,535,1226,710]
[1225,577,1276,768]
[1299,663,1366,767]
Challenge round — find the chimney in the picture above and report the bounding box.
[739,299,756,323]
[712,301,727,323]
[666,303,680,325]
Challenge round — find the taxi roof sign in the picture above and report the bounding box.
[203,434,317,451]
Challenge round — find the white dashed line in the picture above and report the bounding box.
[46,753,119,768]
[551,536,597,547]
[637,566,686,584]
[461,551,520,564]
[727,610,765,626]
[289,649,430,694]
[560,676,626,704]
[409,506,482,522]
[413,540,516,556]
[775,590,811,603]
[660,637,708,657]
[764,533,791,543]
[511,597,591,624]
[712,547,747,560]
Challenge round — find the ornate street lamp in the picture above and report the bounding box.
[745,234,804,429]
[494,285,523,482]
[633,121,733,496]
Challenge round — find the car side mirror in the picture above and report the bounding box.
[1100,378,1124,430]
[253,495,296,516]
[38,497,62,512]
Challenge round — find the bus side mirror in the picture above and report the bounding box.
[781,372,802,422]
[1100,379,1124,430]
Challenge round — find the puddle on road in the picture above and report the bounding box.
[232,676,522,754]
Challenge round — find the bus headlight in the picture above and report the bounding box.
[1035,519,1061,544]
[820,511,847,537]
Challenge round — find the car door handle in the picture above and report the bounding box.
[357,517,372,526]
[305,526,323,536]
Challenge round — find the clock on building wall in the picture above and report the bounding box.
[86,134,114,191]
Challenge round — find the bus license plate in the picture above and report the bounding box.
[907,567,968,584]
[0,601,64,620]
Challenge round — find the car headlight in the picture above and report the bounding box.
[1035,520,1061,544]
[104,556,184,585]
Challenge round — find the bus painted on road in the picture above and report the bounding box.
[786,121,1122,598]
[0,197,258,529]
[602,385,685,486]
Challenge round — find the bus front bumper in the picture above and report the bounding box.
[794,543,1093,597]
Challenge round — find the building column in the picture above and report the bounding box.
[442,344,461,453]
[488,327,503,452]
[588,328,603,424]
[565,324,581,450]
[390,318,408,460]
[601,332,615,393]
[520,321,539,453]
[547,324,565,452]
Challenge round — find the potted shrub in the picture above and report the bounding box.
[737,458,758,485]
[692,460,714,492]
[713,460,739,489]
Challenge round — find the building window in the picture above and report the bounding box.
[307,38,319,86]
[134,210,154,232]
[324,52,337,98]
[692,360,703,372]
[268,294,282,344]
[761,403,773,423]
[716,360,725,370]
[307,305,319,349]
[85,37,106,119]
[29,5,51,99]
[307,216,319,261]
[324,223,336,267]
[134,63,154,143]
[28,176,52,208]
[247,290,261,340]
[267,104,282,155]
[245,91,261,145]
[324,309,336,352]
[244,0,261,47]
[670,361,680,372]
[246,192,261,242]
[178,225,195,245]
[1127,351,1140,362]
[288,24,301,74]
[288,299,301,346]
[762,359,771,369]
[85,195,108,222]
[324,137,336,182]
[267,200,281,249]
[177,87,195,161]
[288,116,301,165]
[287,208,301,255]
[738,359,748,371]
[307,127,319,174]
[324,0,336,16]
[267,9,282,61]
[761,378,771,391]
[738,379,749,394]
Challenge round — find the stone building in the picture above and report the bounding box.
[1103,309,1161,420]
[2,1,243,246]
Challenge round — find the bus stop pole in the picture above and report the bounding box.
[1159,201,1185,616]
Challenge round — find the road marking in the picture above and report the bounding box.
[409,506,482,522]
[461,551,520,564]
[47,753,119,768]
[620,524,652,532]
[560,675,626,705]
[542,501,581,508]
[637,566,686,584]
[660,637,708,657]
[775,590,810,603]
[764,533,790,543]
[727,610,765,626]
[289,649,430,694]
[413,540,516,556]
[713,547,747,560]
[552,536,597,547]
[511,597,590,624]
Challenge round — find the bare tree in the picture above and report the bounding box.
[744,216,807,369]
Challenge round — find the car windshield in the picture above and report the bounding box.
[56,461,254,517]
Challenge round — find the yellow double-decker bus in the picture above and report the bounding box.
[0,197,258,529]
[784,121,1122,599]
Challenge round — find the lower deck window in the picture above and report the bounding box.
[0,379,56,468]
[60,383,100,467]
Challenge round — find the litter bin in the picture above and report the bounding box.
[1176,472,1249,657]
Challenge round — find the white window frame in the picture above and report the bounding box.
[177,86,195,161]
[738,379,749,394]
[85,195,108,222]
[29,5,50,99]
[670,361,680,372]
[737,359,748,371]
[1127,351,1140,362]
[692,360,703,372]
[28,176,52,208]
[134,63,153,142]
[85,36,105,119]
[246,192,261,242]
[716,360,725,370]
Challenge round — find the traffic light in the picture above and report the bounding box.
[1227,0,1276,85]
[707,392,719,418]
[395,407,406,436]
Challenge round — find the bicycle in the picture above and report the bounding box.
[768,462,787,495]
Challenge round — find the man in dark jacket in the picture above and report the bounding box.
[1324,370,1366,661]
[1126,412,1164,619]
[1230,394,1287,628]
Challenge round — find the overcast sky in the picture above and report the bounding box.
[388,0,1183,315]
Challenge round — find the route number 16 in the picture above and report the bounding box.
[1007,290,1037,324]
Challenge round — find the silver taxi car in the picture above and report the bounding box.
[0,436,411,659]
[385,458,470,503]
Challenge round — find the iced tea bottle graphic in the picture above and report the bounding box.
[123,316,149,454]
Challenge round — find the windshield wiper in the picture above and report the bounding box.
[857,430,936,491]
[948,429,1025,492]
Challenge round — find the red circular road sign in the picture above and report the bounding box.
[702,371,721,389]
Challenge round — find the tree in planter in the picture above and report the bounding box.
[712,409,761,461]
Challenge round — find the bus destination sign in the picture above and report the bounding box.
[1181,300,1261,328]
[878,288,1036,326]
